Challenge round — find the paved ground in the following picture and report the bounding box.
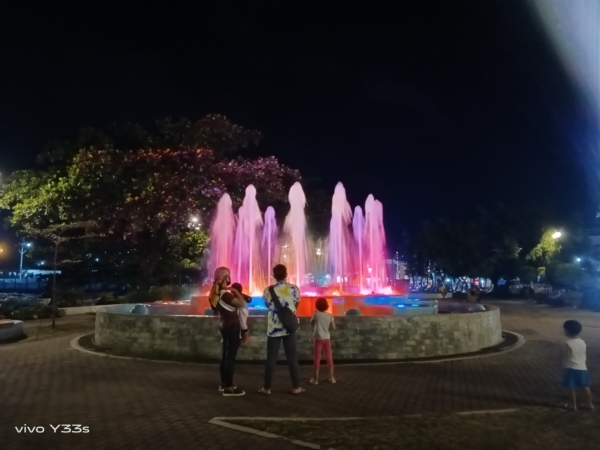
[2,302,599,449]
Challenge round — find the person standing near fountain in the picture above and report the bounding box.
[259,264,304,395]
[214,268,247,397]
[210,269,251,343]
[310,297,336,385]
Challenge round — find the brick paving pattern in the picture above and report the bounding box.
[2,302,599,449]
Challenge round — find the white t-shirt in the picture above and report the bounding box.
[564,337,587,370]
[313,311,334,340]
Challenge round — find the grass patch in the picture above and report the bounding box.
[228,408,600,450]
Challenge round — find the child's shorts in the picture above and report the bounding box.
[563,368,590,388]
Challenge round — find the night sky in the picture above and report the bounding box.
[0,0,595,249]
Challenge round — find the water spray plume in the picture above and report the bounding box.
[262,206,278,285]
[352,205,365,291]
[210,194,236,277]
[233,185,263,293]
[209,181,390,295]
[284,182,307,286]
[329,183,353,291]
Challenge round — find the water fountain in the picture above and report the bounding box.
[94,179,504,362]
[205,180,433,317]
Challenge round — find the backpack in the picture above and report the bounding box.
[268,286,299,333]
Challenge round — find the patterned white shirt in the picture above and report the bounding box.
[263,281,300,337]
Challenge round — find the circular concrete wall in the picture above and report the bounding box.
[94,305,503,361]
[0,320,24,342]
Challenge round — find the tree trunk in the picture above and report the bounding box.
[52,242,58,328]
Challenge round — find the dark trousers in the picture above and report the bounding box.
[264,333,300,389]
[220,325,241,387]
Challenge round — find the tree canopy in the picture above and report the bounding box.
[410,205,589,284]
[0,115,300,288]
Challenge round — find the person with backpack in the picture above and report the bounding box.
[259,264,304,395]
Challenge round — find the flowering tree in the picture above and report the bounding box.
[1,116,300,288]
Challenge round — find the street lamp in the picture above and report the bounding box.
[576,257,581,263]
[188,216,201,231]
[18,240,32,279]
[552,231,562,239]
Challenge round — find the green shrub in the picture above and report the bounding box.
[581,288,600,311]
[120,286,194,304]
[561,291,583,308]
[95,295,117,305]
[35,305,66,319]
[55,289,87,307]
[6,304,65,321]
[10,306,36,321]
[161,285,193,301]
[0,306,14,318]
[547,263,586,289]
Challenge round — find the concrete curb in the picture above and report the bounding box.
[70,331,525,366]
[69,335,219,367]
[209,409,520,450]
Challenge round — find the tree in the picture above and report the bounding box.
[0,170,99,325]
[39,115,263,165]
[1,115,300,289]
[68,147,298,288]
[516,265,538,283]
[35,222,99,327]
[527,230,562,267]
[546,262,586,289]
[419,206,523,282]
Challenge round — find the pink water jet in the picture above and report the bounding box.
[208,181,391,295]
[352,205,365,292]
[210,194,236,276]
[284,182,307,287]
[262,206,278,286]
[233,185,263,293]
[329,183,353,290]
[364,195,387,293]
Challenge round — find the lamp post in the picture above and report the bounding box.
[188,216,201,231]
[552,231,562,239]
[18,240,31,279]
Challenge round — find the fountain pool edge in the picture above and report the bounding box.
[94,305,502,362]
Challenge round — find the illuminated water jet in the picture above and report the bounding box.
[209,181,391,295]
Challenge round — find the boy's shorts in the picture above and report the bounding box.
[563,368,590,388]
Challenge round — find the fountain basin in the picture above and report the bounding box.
[0,320,25,342]
[94,304,503,361]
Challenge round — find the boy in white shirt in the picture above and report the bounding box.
[562,320,593,411]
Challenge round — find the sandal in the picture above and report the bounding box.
[309,378,318,385]
[291,388,305,395]
[327,378,337,384]
[258,388,271,396]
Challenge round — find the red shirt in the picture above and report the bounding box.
[216,290,240,328]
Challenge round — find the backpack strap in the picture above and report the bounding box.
[268,286,284,312]
[218,289,236,312]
